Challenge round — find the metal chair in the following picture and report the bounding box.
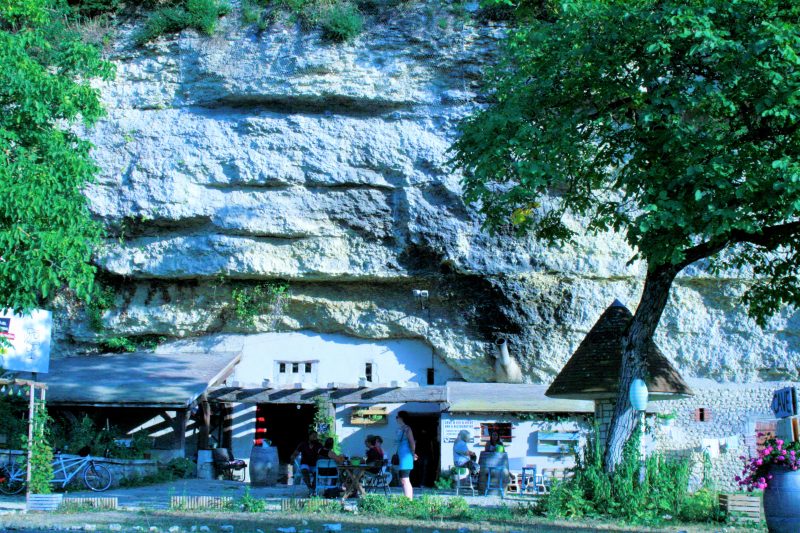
[363,459,392,495]
[291,456,310,496]
[453,466,475,496]
[212,448,246,481]
[314,459,339,496]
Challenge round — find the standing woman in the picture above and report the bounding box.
[395,410,417,499]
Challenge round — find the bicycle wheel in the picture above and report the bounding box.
[83,462,112,492]
[0,461,26,495]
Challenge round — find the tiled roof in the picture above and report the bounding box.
[546,301,693,400]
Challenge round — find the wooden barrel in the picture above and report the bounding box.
[196,450,214,480]
[249,445,279,486]
[477,452,509,493]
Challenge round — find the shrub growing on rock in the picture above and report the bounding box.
[319,2,362,42]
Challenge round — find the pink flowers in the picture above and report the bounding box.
[738,436,800,491]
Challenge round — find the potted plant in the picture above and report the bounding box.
[656,411,678,427]
[26,401,61,511]
[736,435,800,532]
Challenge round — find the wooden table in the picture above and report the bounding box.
[337,464,373,500]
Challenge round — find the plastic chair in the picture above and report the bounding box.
[453,466,475,496]
[484,466,505,498]
[535,469,551,494]
[212,448,246,481]
[314,459,339,496]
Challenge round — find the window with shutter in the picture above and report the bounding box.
[694,407,712,422]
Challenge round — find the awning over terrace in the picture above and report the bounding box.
[208,385,447,405]
[42,351,242,409]
[446,382,595,413]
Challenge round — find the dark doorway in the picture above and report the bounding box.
[257,403,316,463]
[406,413,440,487]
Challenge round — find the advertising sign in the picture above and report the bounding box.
[0,309,52,373]
[442,418,479,444]
[772,387,798,419]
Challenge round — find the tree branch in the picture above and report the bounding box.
[678,220,800,270]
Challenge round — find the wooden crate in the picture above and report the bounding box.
[719,493,762,523]
[350,406,388,425]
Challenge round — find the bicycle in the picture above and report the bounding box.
[0,450,113,495]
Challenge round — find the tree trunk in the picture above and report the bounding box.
[603,264,678,472]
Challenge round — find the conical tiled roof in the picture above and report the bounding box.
[546,301,693,400]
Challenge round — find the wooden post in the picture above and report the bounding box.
[26,381,35,492]
[173,410,187,454]
[198,395,211,450]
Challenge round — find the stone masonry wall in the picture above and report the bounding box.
[650,378,797,492]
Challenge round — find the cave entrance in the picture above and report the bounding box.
[255,403,316,464]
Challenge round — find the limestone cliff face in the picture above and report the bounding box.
[64,1,800,382]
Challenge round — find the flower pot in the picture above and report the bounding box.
[764,467,800,532]
[27,493,63,512]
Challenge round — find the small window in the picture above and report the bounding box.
[305,362,312,373]
[365,363,373,382]
[279,363,286,373]
[695,408,712,422]
[480,423,512,444]
[292,363,299,373]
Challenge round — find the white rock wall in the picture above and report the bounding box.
[59,1,800,384]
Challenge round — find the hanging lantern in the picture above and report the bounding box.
[0,385,5,394]
[7,385,14,396]
[629,378,649,411]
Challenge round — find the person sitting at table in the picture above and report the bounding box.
[318,437,345,465]
[291,431,321,491]
[365,435,384,474]
[453,429,479,475]
[484,430,503,452]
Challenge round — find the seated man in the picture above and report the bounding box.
[291,431,321,491]
[453,430,479,475]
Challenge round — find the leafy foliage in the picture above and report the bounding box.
[319,1,362,42]
[68,0,122,18]
[25,400,54,494]
[230,280,288,325]
[358,494,471,519]
[135,0,231,45]
[312,396,338,451]
[0,0,114,313]
[50,414,153,459]
[0,394,26,449]
[451,0,800,324]
[537,425,722,525]
[249,0,364,41]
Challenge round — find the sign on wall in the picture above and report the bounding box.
[771,387,798,419]
[442,418,479,444]
[0,309,52,373]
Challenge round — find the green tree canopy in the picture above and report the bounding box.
[0,0,114,312]
[451,0,800,469]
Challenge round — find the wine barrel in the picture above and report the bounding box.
[249,445,279,486]
[477,452,509,493]
[196,450,214,480]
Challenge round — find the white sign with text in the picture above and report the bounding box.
[0,309,52,373]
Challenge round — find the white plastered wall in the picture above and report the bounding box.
[439,413,591,473]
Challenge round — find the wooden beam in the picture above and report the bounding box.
[198,394,211,450]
